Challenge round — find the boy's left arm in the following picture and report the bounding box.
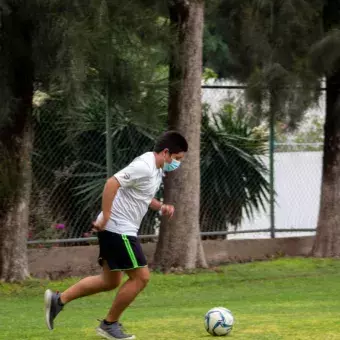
[149,198,163,211]
[150,198,175,218]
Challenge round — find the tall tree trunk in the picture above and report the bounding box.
[311,71,340,257]
[0,124,32,282]
[0,4,33,282]
[311,2,340,258]
[153,0,207,271]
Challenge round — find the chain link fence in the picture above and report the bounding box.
[28,86,324,244]
[30,98,107,243]
[227,143,322,240]
[30,97,158,244]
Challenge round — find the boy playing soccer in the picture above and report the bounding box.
[44,131,188,339]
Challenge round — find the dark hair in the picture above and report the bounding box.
[154,131,188,154]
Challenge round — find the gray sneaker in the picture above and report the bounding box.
[44,289,64,330]
[96,320,136,339]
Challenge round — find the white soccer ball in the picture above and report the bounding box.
[204,307,234,336]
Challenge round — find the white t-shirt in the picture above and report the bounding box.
[97,152,163,236]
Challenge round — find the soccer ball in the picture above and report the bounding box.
[204,307,234,336]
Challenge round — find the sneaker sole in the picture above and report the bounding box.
[96,327,136,340]
[44,289,53,330]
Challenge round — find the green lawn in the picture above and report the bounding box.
[1,258,340,339]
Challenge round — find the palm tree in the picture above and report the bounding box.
[200,105,269,237]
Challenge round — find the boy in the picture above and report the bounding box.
[44,131,188,339]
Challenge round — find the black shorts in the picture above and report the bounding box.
[97,230,147,271]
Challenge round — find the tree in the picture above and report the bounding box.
[0,0,169,281]
[204,0,340,256]
[0,1,34,281]
[312,69,340,256]
[153,0,207,271]
[200,103,269,236]
[0,0,81,281]
[205,0,322,126]
[311,2,340,257]
[29,1,170,241]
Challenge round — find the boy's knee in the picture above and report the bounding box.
[102,280,120,291]
[137,271,150,287]
[129,268,150,288]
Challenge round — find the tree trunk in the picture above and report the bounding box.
[311,71,340,257]
[0,123,32,282]
[0,4,33,282]
[153,0,207,271]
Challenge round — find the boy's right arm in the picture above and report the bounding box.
[93,158,150,231]
[92,177,120,231]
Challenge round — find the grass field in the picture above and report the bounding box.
[1,258,340,340]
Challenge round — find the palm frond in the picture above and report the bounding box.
[200,105,270,231]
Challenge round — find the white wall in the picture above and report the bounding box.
[229,152,322,239]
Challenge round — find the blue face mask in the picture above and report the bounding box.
[163,158,181,172]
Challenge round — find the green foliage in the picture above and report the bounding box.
[294,115,324,144]
[275,114,324,152]
[30,94,78,239]
[202,67,218,83]
[31,90,269,239]
[23,0,170,239]
[200,103,269,231]
[3,0,274,240]
[204,0,324,128]
[51,0,171,110]
[31,88,163,239]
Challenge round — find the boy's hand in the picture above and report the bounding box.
[161,204,175,218]
[92,218,106,232]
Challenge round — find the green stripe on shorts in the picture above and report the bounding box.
[122,235,139,268]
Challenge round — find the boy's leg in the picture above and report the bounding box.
[45,261,122,330]
[95,233,149,339]
[105,266,150,323]
[95,267,149,339]
[60,261,123,304]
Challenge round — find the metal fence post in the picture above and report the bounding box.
[269,100,276,238]
[106,80,113,178]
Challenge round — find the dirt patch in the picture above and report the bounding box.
[28,236,314,279]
